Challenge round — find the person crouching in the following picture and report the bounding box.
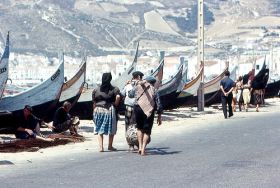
[52,101,81,137]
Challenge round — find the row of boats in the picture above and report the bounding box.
[0,32,280,132]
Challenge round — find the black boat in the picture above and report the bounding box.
[265,78,280,98]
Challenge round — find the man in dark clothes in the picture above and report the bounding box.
[220,70,235,119]
[15,105,53,141]
[53,101,81,136]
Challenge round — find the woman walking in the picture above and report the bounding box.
[242,71,254,112]
[253,89,264,112]
[92,72,121,152]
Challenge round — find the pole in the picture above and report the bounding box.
[197,0,204,111]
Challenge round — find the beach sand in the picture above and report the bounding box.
[1,98,280,166]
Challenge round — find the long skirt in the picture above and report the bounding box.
[254,89,263,105]
[242,88,251,104]
[125,106,138,147]
[93,106,117,135]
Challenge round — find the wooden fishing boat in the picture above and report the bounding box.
[0,60,64,131]
[198,63,232,106]
[180,56,189,83]
[251,62,269,90]
[111,42,139,90]
[158,64,183,109]
[265,78,280,98]
[174,67,204,107]
[150,54,164,89]
[0,32,10,99]
[176,56,190,92]
[59,57,86,110]
[250,62,269,104]
[70,87,92,119]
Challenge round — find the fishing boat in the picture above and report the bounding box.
[150,52,164,89]
[175,67,204,107]
[265,56,280,98]
[0,32,10,99]
[202,63,230,106]
[158,64,183,109]
[0,60,64,131]
[59,56,87,109]
[251,62,269,90]
[180,56,189,83]
[111,42,139,90]
[265,78,280,98]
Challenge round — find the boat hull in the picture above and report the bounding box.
[265,80,280,98]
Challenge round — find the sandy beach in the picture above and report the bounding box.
[1,98,280,167]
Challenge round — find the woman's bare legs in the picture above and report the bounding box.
[137,130,143,154]
[256,104,260,112]
[98,134,104,152]
[141,133,150,156]
[232,98,236,112]
[244,103,248,112]
[108,134,116,151]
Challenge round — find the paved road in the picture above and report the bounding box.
[1,110,280,188]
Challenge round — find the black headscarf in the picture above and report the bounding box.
[100,72,112,93]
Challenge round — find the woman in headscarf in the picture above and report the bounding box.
[92,72,121,152]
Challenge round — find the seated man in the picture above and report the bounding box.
[15,105,54,142]
[52,101,81,136]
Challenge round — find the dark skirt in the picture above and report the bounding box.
[254,89,263,105]
[134,105,155,135]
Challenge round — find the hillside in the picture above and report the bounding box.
[0,0,280,57]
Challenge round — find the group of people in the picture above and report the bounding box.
[15,68,266,154]
[14,70,162,156]
[15,101,81,142]
[15,68,267,155]
[220,70,265,119]
[92,71,162,156]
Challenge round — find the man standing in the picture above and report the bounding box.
[53,101,81,136]
[220,70,235,119]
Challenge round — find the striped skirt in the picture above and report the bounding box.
[93,106,117,135]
